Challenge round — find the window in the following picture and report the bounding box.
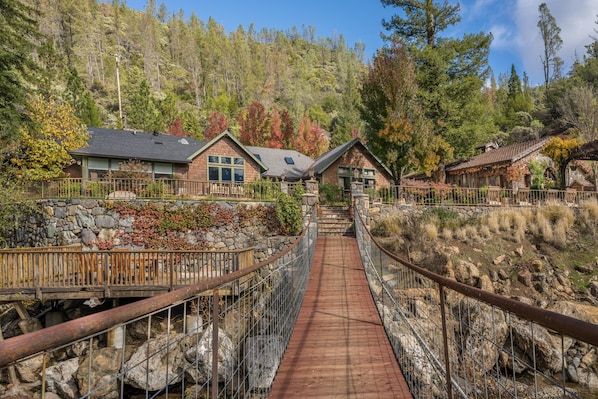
[87,157,174,179]
[284,157,295,165]
[337,166,376,190]
[208,155,245,183]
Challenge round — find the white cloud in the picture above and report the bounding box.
[515,0,597,85]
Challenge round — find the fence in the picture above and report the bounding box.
[28,178,302,201]
[371,185,598,207]
[0,209,317,398]
[354,205,598,399]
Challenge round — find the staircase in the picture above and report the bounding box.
[318,206,355,237]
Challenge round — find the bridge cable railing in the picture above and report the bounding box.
[0,207,318,399]
[354,204,598,399]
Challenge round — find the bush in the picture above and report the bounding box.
[319,183,347,205]
[275,192,302,235]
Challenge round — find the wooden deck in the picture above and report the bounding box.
[269,236,413,399]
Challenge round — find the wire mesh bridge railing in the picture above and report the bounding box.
[0,210,317,398]
[354,203,598,399]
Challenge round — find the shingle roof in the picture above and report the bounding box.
[246,146,313,181]
[71,127,206,163]
[447,138,549,172]
[308,138,393,178]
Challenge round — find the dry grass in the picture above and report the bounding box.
[479,225,492,239]
[441,228,454,240]
[373,215,403,237]
[454,227,468,242]
[423,223,438,240]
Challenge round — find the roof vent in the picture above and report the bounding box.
[132,130,137,135]
[155,141,163,145]
[153,130,159,136]
[179,138,189,145]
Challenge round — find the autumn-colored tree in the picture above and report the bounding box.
[541,136,580,189]
[295,116,328,158]
[205,111,229,140]
[267,107,283,148]
[360,40,451,182]
[8,95,88,180]
[237,102,270,146]
[167,118,186,136]
[280,109,295,149]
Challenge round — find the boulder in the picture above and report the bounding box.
[244,335,284,389]
[184,326,236,384]
[457,297,508,373]
[124,333,185,391]
[45,357,79,399]
[77,347,122,399]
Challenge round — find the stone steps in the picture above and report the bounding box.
[318,206,354,237]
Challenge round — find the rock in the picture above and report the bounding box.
[0,384,35,399]
[510,317,564,373]
[517,268,532,287]
[184,326,235,384]
[14,355,44,383]
[454,260,480,286]
[530,259,543,272]
[457,298,508,373]
[244,335,284,389]
[493,255,506,265]
[125,333,185,391]
[514,246,523,257]
[575,263,594,274]
[478,275,495,293]
[45,357,79,399]
[77,347,122,399]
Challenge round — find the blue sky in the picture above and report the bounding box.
[124,0,598,87]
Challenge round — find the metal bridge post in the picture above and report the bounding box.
[439,284,453,399]
[211,290,219,399]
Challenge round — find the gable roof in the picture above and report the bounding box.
[308,138,393,178]
[247,146,313,181]
[190,130,267,172]
[447,138,549,173]
[70,127,206,163]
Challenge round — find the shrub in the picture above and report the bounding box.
[319,183,347,205]
[275,192,302,235]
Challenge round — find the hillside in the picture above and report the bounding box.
[373,204,598,307]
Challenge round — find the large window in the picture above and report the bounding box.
[208,155,245,183]
[87,157,173,179]
[338,166,376,190]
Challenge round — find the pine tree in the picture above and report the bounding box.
[380,0,492,159]
[0,0,42,144]
[538,2,563,89]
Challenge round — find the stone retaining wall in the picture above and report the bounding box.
[3,199,293,261]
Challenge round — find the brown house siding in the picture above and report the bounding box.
[186,136,261,182]
[320,146,391,188]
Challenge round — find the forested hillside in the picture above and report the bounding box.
[1,0,598,186]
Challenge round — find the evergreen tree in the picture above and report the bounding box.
[538,2,563,89]
[0,0,42,143]
[380,0,492,159]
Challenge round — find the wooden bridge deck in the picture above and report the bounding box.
[269,236,413,399]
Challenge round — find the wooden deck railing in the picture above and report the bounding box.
[0,247,254,300]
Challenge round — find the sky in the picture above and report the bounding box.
[125,0,598,87]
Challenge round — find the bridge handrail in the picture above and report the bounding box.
[0,207,318,370]
[354,205,598,398]
[355,208,598,345]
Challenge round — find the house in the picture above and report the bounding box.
[306,138,393,192]
[446,138,551,188]
[68,128,267,186]
[67,128,395,198]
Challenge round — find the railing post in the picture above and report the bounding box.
[439,284,453,399]
[211,290,219,399]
